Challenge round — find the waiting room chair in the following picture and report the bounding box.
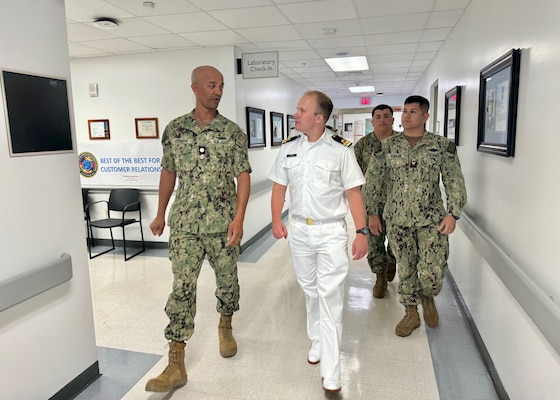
[87,188,145,261]
[82,188,95,247]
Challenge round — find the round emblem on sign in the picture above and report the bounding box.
[78,152,98,177]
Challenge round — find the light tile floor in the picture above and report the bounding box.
[77,226,498,400]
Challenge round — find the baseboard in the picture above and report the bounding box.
[49,361,100,400]
[446,269,510,400]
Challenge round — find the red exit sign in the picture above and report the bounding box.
[360,96,371,105]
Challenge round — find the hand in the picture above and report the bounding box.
[368,215,382,236]
[351,234,368,260]
[272,221,288,239]
[150,216,166,236]
[226,218,244,246]
[438,215,457,235]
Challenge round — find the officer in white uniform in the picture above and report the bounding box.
[269,90,368,393]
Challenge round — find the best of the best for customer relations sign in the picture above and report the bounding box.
[241,51,279,79]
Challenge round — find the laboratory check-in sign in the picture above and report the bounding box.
[241,51,279,79]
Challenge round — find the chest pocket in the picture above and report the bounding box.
[172,137,197,172]
[206,136,234,168]
[314,159,340,191]
[284,156,303,187]
[421,149,442,180]
[387,154,407,182]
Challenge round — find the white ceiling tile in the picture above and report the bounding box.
[294,20,363,40]
[190,0,273,11]
[79,38,151,53]
[421,28,451,41]
[414,51,437,61]
[307,36,366,50]
[356,0,434,17]
[315,46,367,59]
[145,13,227,33]
[66,23,119,42]
[108,17,170,38]
[427,10,463,29]
[253,40,312,51]
[278,0,357,24]
[209,6,289,29]
[129,34,200,50]
[434,0,471,11]
[65,0,135,22]
[367,54,415,63]
[361,14,431,35]
[417,41,443,52]
[68,42,108,57]
[366,43,419,56]
[183,30,249,46]
[364,31,424,46]
[105,0,200,16]
[236,25,302,42]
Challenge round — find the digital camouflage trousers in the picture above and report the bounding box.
[164,231,240,342]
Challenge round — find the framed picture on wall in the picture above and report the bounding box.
[135,118,159,139]
[270,111,284,146]
[477,48,521,157]
[444,86,461,145]
[286,114,296,137]
[246,107,266,148]
[88,119,110,140]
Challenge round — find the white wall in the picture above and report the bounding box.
[71,47,307,244]
[0,1,97,399]
[413,1,560,398]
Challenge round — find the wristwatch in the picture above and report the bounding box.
[356,227,369,236]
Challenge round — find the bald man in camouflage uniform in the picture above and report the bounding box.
[146,65,251,392]
[363,95,466,337]
[354,104,399,299]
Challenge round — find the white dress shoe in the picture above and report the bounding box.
[307,341,320,364]
[322,378,341,392]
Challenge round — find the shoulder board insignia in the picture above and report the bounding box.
[326,125,338,133]
[332,135,352,147]
[282,135,300,144]
[446,142,456,154]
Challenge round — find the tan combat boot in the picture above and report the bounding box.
[145,341,187,392]
[386,260,397,282]
[421,295,439,327]
[218,314,237,357]
[395,306,421,337]
[372,273,388,298]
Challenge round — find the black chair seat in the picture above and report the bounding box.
[86,188,145,261]
[90,218,138,229]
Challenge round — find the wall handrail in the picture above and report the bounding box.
[458,213,560,355]
[0,253,73,312]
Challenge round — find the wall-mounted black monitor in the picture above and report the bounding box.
[1,69,73,156]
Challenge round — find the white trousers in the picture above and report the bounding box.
[288,218,349,382]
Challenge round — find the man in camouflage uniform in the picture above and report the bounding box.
[354,104,399,298]
[145,65,251,392]
[363,95,466,337]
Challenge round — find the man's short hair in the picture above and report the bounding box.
[404,95,430,113]
[372,104,394,116]
[305,90,333,121]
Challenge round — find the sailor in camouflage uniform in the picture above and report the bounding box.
[354,104,399,298]
[363,95,466,337]
[146,66,252,392]
[269,91,368,393]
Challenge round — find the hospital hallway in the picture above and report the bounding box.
[76,220,499,400]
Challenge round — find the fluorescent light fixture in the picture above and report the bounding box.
[325,56,368,72]
[348,85,375,93]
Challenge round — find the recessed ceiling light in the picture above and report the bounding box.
[325,56,368,72]
[348,85,375,93]
[93,18,119,29]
